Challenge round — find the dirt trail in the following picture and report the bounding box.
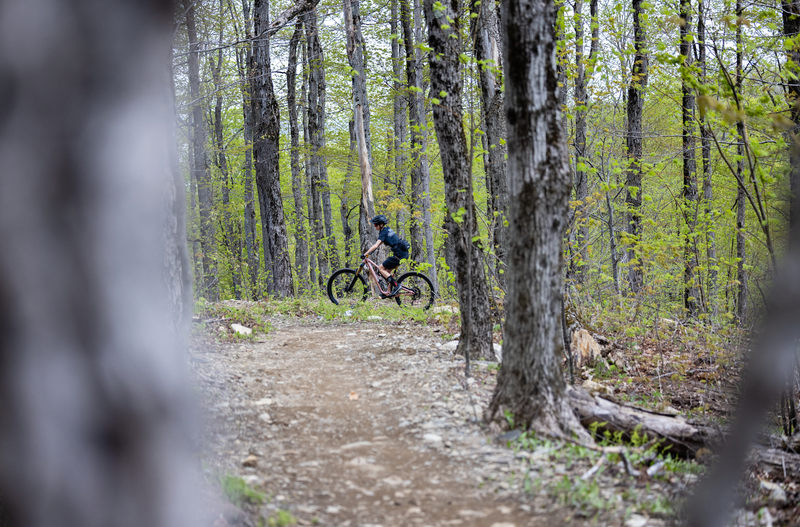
[194,319,576,527]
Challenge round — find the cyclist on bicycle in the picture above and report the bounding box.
[363,214,410,297]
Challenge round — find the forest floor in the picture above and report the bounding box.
[189,299,798,527]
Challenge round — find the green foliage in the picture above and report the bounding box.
[267,510,297,527]
[220,475,266,507]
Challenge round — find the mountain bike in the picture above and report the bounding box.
[326,255,435,311]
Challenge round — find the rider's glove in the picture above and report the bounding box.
[361,253,366,258]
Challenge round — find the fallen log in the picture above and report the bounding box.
[751,445,800,480]
[566,385,722,458]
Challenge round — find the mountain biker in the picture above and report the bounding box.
[363,214,410,297]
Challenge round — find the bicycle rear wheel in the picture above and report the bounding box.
[395,272,435,311]
[327,269,368,306]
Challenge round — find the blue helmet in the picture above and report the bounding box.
[371,214,388,226]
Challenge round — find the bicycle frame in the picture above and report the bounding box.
[349,256,412,298]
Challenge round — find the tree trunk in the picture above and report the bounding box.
[486,0,587,438]
[698,0,717,317]
[392,0,408,238]
[736,2,747,322]
[472,0,507,291]
[302,38,319,286]
[784,0,800,230]
[415,0,438,286]
[355,105,377,254]
[305,9,330,282]
[252,0,295,296]
[401,0,427,264]
[680,0,700,318]
[344,0,378,255]
[186,0,217,301]
[424,0,494,360]
[625,0,647,295]
[571,0,598,284]
[212,17,241,300]
[288,20,311,292]
[0,0,196,525]
[342,120,356,263]
[237,0,260,299]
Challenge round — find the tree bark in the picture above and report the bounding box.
[288,20,311,292]
[625,0,647,295]
[236,2,260,299]
[736,1,747,322]
[186,0,218,301]
[680,0,701,318]
[415,0,438,286]
[567,387,721,458]
[392,0,408,238]
[401,0,428,265]
[355,105,377,254]
[212,13,241,300]
[472,0,507,291]
[486,0,587,438]
[0,0,197,525]
[302,37,319,286]
[342,120,356,263]
[424,0,494,360]
[344,0,377,255]
[784,0,800,229]
[252,0,295,296]
[571,0,598,284]
[305,9,331,281]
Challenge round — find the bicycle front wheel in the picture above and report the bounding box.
[395,272,435,311]
[327,269,368,306]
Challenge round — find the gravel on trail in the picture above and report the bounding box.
[191,316,681,527]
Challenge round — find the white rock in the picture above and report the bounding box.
[340,441,372,450]
[367,316,383,321]
[760,480,787,503]
[254,398,273,406]
[325,506,341,514]
[624,514,648,527]
[344,310,353,317]
[441,340,459,352]
[423,433,443,443]
[231,323,252,335]
[258,413,272,422]
[493,343,503,362]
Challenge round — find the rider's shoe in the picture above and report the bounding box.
[389,283,402,296]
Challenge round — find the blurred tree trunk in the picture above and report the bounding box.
[288,20,311,292]
[424,0,494,359]
[0,0,197,525]
[252,0,295,296]
[486,0,588,438]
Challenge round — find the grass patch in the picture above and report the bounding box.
[220,475,266,507]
